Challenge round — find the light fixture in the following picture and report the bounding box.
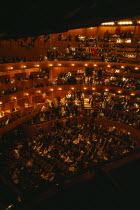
[58,63,62,66]
[71,87,74,90]
[115,69,120,73]
[58,88,62,90]
[92,87,96,90]
[94,64,97,67]
[37,90,41,93]
[22,65,26,68]
[6,205,14,209]
[131,93,135,96]
[85,64,88,66]
[25,93,29,96]
[84,87,87,90]
[125,39,131,43]
[118,21,133,25]
[118,90,122,94]
[49,64,53,66]
[50,88,54,91]
[135,67,139,70]
[105,89,109,91]
[101,22,115,26]
[121,66,125,68]
[71,64,75,66]
[0,101,2,105]
[107,65,111,67]
[35,64,40,67]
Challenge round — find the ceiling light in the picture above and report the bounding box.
[101,22,115,26]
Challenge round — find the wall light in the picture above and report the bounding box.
[49,64,53,66]
[71,87,74,90]
[71,64,75,66]
[105,89,109,91]
[37,90,41,93]
[118,90,122,94]
[35,64,40,67]
[24,93,29,96]
[115,69,120,73]
[84,87,87,90]
[85,64,88,66]
[58,63,62,66]
[50,88,54,91]
[94,64,97,67]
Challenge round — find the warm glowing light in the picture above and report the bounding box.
[71,64,75,66]
[14,97,17,100]
[90,27,93,29]
[50,88,54,91]
[118,21,133,25]
[35,64,40,67]
[37,90,41,93]
[25,93,29,96]
[105,89,109,91]
[49,64,53,66]
[131,93,135,96]
[94,64,97,67]
[58,63,62,66]
[115,69,120,73]
[135,67,139,70]
[125,38,131,43]
[92,87,96,90]
[0,101,2,105]
[84,87,87,90]
[101,22,115,25]
[118,90,122,93]
[10,67,13,70]
[6,205,14,209]
[121,66,125,68]
[85,64,88,66]
[137,20,140,24]
[71,87,74,90]
[58,88,62,90]
[107,65,111,67]
[22,65,26,68]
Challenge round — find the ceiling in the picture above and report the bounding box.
[0,0,140,39]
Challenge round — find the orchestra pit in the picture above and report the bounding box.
[0,1,140,210]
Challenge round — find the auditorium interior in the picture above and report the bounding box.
[0,1,140,210]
